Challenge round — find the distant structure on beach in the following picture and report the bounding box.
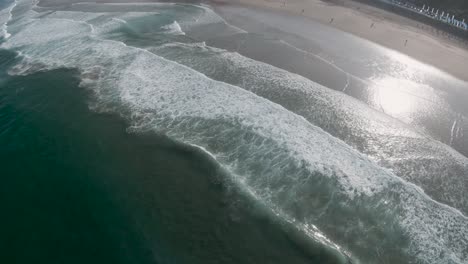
[382,0,468,31]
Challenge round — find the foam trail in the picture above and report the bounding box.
[3,2,468,263]
[187,143,218,161]
[279,39,364,86]
[342,73,350,92]
[188,4,247,34]
[112,17,127,25]
[1,23,10,39]
[456,122,461,138]
[277,40,354,93]
[450,119,458,146]
[0,0,17,40]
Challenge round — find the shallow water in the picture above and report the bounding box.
[1,1,468,263]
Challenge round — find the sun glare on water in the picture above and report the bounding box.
[373,78,416,116]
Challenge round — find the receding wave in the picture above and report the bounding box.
[2,1,468,263]
[148,41,468,218]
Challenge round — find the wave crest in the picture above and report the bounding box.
[2,1,468,263]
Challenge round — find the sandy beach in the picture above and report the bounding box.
[36,0,468,154]
[37,0,468,80]
[4,1,468,263]
[212,0,468,82]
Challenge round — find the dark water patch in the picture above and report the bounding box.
[0,0,14,10]
[0,69,154,264]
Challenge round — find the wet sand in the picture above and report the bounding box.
[212,0,468,82]
[204,2,467,152]
[36,0,468,156]
[37,0,468,81]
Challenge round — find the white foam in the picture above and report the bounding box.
[278,39,354,91]
[112,17,127,25]
[1,22,10,39]
[151,40,468,217]
[162,20,185,35]
[3,2,468,263]
[0,0,17,39]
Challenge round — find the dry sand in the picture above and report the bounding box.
[212,0,468,82]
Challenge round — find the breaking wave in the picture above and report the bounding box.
[2,1,468,263]
[162,21,185,35]
[149,40,468,218]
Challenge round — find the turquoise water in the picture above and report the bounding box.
[1,1,468,263]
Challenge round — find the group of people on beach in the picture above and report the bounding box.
[280,1,412,47]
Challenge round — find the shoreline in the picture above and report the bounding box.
[30,0,468,82]
[210,0,468,82]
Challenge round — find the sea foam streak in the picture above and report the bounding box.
[2,1,468,263]
[0,0,17,40]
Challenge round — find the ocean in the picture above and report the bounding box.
[0,1,467,263]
